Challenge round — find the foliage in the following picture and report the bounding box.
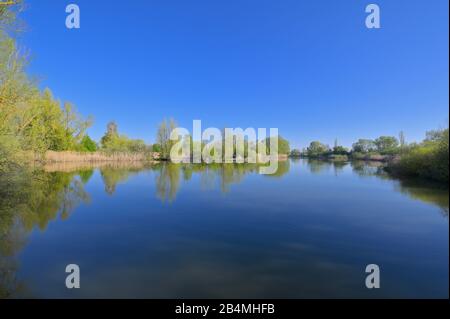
[290,149,301,157]
[100,121,118,147]
[78,135,97,152]
[156,118,176,159]
[264,136,290,155]
[0,135,22,172]
[152,143,162,153]
[374,136,399,155]
[387,128,449,183]
[352,139,376,153]
[333,145,349,155]
[306,141,329,158]
[100,122,150,153]
[1,5,92,170]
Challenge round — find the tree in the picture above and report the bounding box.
[306,141,329,158]
[333,146,349,155]
[425,129,447,143]
[352,139,375,153]
[127,139,148,153]
[152,143,162,153]
[290,149,301,158]
[332,139,349,155]
[399,131,406,147]
[100,122,150,153]
[277,136,291,155]
[100,121,118,148]
[58,101,92,150]
[0,0,24,33]
[156,118,177,159]
[264,136,291,155]
[399,131,407,154]
[374,136,399,155]
[79,135,97,152]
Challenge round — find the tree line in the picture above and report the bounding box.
[293,134,406,159]
[290,129,449,183]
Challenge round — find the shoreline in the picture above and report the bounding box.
[7,152,447,187]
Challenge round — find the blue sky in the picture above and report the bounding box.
[17,0,449,148]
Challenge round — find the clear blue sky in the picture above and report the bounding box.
[18,0,449,148]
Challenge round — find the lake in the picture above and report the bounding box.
[0,159,448,298]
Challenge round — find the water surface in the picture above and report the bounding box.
[0,160,448,298]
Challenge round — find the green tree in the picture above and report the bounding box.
[306,141,329,158]
[152,143,162,153]
[264,136,290,155]
[332,140,349,155]
[352,139,376,153]
[333,146,349,155]
[156,118,177,159]
[374,136,399,155]
[290,149,301,157]
[79,135,97,152]
[100,122,150,153]
[100,121,118,148]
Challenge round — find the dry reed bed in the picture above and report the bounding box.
[42,151,159,163]
[43,160,154,173]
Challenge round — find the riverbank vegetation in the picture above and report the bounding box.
[386,129,448,183]
[294,135,403,161]
[289,129,449,184]
[0,3,158,169]
[1,2,94,170]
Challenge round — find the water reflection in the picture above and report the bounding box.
[156,163,181,202]
[351,160,385,177]
[0,168,90,298]
[0,160,448,298]
[394,179,449,216]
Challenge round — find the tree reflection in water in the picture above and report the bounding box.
[0,168,91,298]
[0,160,448,297]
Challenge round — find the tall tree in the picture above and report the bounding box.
[374,136,399,154]
[156,118,177,159]
[352,139,376,153]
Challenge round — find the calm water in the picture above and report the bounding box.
[0,160,448,299]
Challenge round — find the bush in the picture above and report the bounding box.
[387,129,449,183]
[78,135,98,152]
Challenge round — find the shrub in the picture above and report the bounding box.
[387,129,449,183]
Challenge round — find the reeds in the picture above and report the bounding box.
[43,160,152,173]
[42,151,159,164]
